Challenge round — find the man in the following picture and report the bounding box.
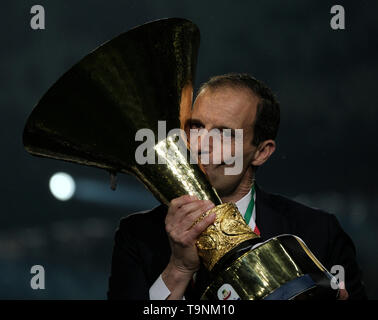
[107,73,366,300]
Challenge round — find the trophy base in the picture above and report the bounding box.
[200,234,339,300]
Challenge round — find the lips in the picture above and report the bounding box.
[202,163,226,172]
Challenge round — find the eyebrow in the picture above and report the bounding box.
[189,118,236,132]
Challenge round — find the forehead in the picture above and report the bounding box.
[192,86,259,129]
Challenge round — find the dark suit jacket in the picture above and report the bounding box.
[107,185,367,299]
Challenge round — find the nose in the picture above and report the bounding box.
[196,129,212,156]
[194,128,225,166]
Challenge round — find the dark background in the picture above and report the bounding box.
[1,0,377,299]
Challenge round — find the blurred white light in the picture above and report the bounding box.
[49,172,76,201]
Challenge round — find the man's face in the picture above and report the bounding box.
[189,86,259,197]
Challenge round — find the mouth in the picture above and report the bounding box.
[202,162,227,170]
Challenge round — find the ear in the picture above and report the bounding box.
[251,140,276,167]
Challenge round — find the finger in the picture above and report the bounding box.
[169,199,213,225]
[338,289,349,300]
[180,202,215,231]
[170,195,197,211]
[166,200,213,235]
[166,195,197,224]
[187,212,217,242]
[166,195,199,232]
[176,199,214,221]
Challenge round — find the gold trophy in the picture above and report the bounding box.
[23,18,339,300]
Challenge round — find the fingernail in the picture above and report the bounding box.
[206,203,215,210]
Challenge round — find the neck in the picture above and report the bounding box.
[220,167,254,203]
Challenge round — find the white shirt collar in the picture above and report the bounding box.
[234,187,257,232]
[235,189,252,217]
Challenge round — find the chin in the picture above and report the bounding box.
[206,170,239,198]
[203,165,222,182]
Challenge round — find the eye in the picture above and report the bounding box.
[190,121,204,129]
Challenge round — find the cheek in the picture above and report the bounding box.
[218,136,254,165]
[220,137,240,158]
[243,144,255,165]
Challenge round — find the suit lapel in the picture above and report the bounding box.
[255,184,289,241]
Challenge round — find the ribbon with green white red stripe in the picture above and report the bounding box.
[243,184,260,235]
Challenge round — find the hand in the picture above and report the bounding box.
[165,195,216,274]
[337,282,349,300]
